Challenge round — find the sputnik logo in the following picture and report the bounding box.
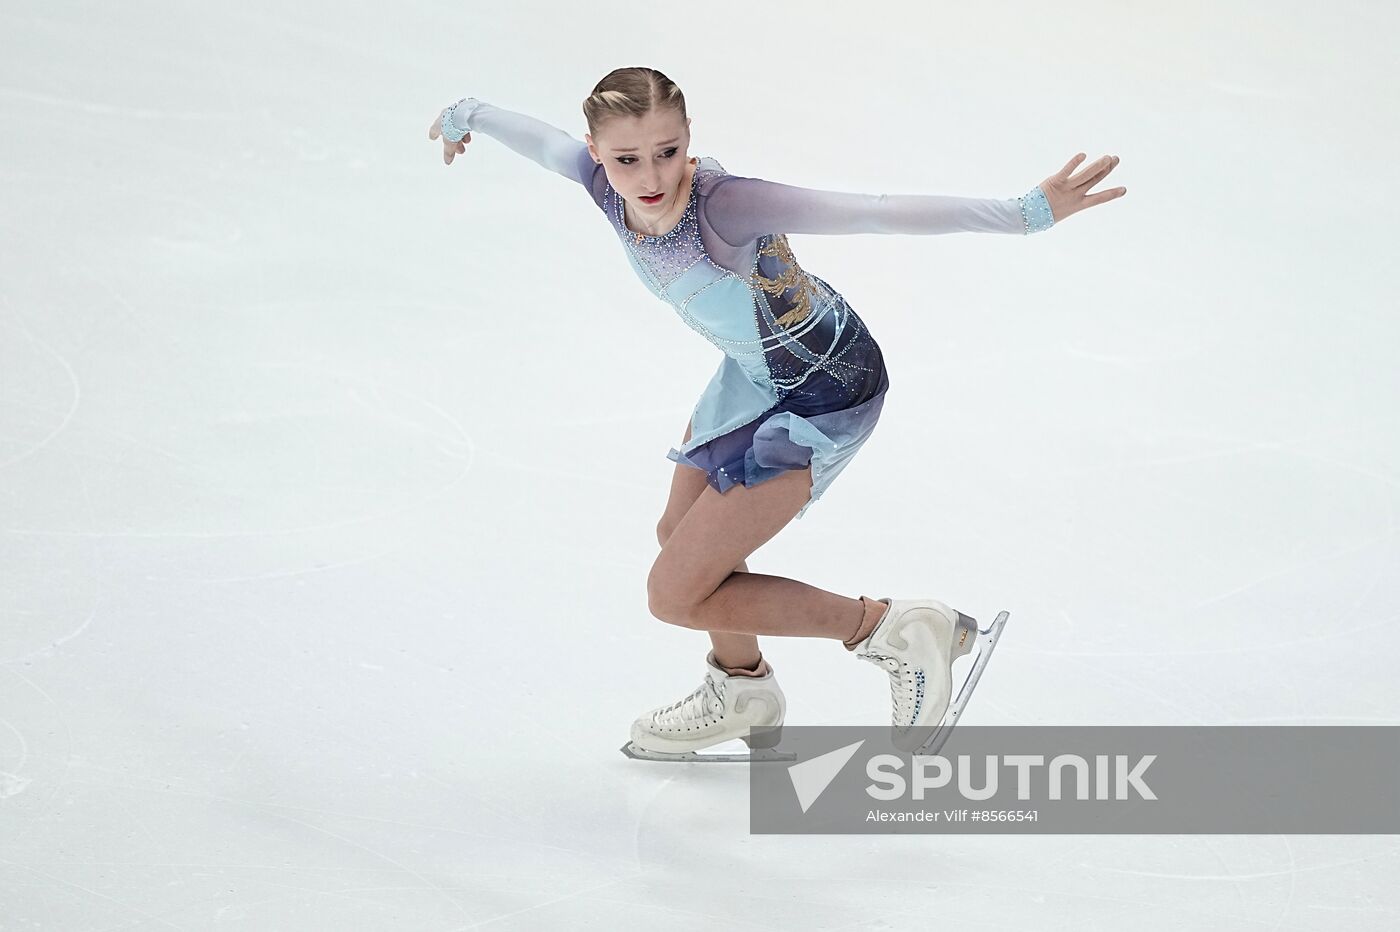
[787,740,866,813]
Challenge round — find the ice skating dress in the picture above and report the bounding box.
[441,98,1055,518]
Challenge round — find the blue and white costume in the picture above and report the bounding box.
[442,98,1054,518]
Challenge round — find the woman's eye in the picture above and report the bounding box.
[618,149,678,166]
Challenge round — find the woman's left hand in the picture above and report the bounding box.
[1039,153,1126,223]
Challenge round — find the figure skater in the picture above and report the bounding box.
[428,67,1126,762]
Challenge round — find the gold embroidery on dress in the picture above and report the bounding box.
[752,234,820,329]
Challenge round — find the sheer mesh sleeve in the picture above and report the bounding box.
[442,97,595,189]
[703,174,1054,246]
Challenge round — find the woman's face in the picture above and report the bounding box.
[587,109,693,219]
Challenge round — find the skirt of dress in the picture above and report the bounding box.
[667,332,890,521]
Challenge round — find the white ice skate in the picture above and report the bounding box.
[620,652,794,763]
[853,598,1009,755]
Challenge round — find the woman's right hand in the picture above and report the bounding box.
[428,108,471,165]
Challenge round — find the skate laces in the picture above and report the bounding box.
[651,672,725,729]
[857,650,918,726]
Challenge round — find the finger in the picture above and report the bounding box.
[1058,152,1086,179]
[1087,157,1120,188]
[456,140,465,154]
[1083,187,1127,208]
[1070,155,1115,188]
[1089,156,1121,189]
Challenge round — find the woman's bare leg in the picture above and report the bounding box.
[705,562,764,671]
[650,466,888,644]
[659,522,763,670]
[658,419,766,674]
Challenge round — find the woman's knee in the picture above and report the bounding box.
[656,520,674,548]
[647,554,748,627]
[646,567,697,628]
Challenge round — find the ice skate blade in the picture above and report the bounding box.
[620,741,797,763]
[912,609,1010,757]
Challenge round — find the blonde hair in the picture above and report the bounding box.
[582,67,687,141]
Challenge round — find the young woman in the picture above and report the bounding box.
[430,67,1125,762]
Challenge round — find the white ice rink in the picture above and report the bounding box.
[3,0,1398,928]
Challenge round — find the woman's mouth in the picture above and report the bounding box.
[639,193,664,205]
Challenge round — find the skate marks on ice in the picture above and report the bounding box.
[619,610,1010,763]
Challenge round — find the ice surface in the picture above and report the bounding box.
[2,0,1398,929]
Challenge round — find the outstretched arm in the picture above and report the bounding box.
[704,175,1054,246]
[434,97,595,189]
[703,152,1125,246]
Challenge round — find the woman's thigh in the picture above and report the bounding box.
[648,464,812,617]
[657,419,709,541]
